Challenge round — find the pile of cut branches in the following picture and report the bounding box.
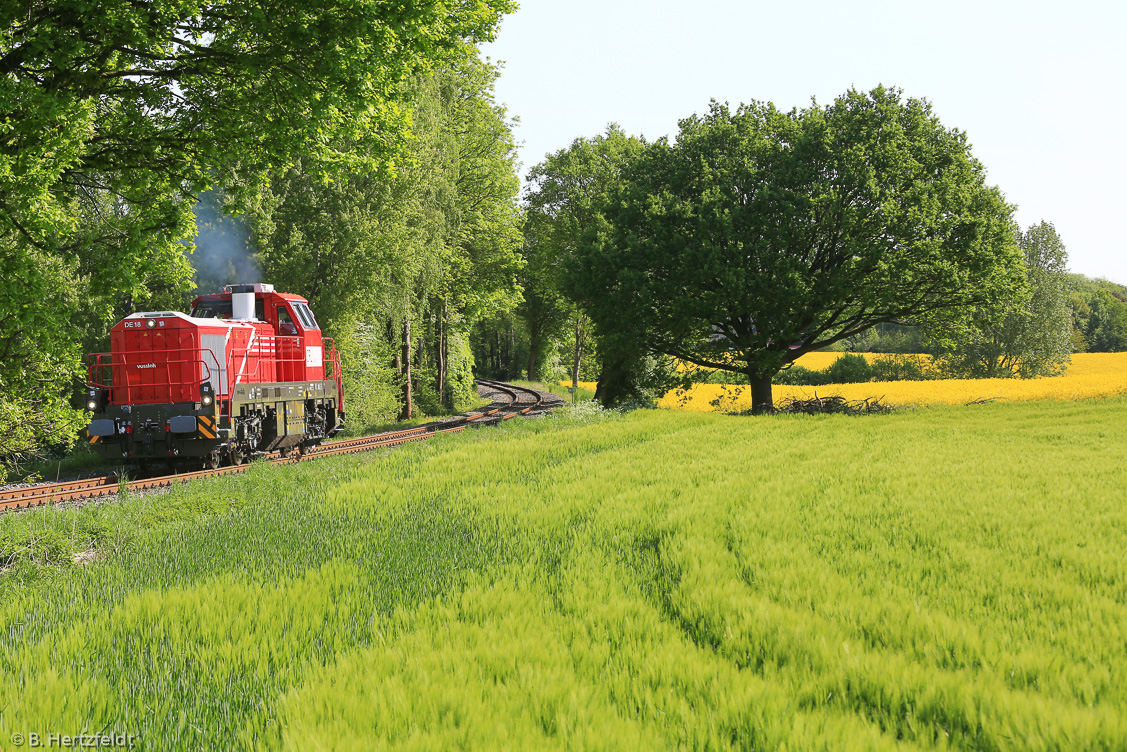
[772,394,895,415]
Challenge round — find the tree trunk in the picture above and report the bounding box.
[389,319,401,375]
[438,299,448,409]
[399,316,412,420]
[749,372,774,414]
[527,324,540,381]
[527,348,538,382]
[417,315,427,379]
[571,312,585,396]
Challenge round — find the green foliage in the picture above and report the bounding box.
[445,331,481,411]
[2,0,514,238]
[831,323,938,354]
[333,319,402,431]
[592,334,680,408]
[1068,276,1127,353]
[568,87,1024,412]
[768,364,820,385]
[521,125,648,394]
[0,394,87,472]
[3,399,1127,748]
[241,55,523,415]
[1,0,515,459]
[940,221,1073,378]
[821,353,874,384]
[471,312,530,380]
[869,354,938,382]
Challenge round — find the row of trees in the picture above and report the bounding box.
[821,268,1127,363]
[229,57,523,427]
[5,0,1123,463]
[1068,276,1127,353]
[512,89,1101,411]
[1,0,516,462]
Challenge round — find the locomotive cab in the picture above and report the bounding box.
[84,283,345,470]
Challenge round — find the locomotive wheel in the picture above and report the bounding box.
[227,446,246,466]
[203,450,222,470]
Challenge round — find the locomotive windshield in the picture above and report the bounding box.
[293,303,319,330]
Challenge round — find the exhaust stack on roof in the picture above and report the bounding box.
[227,283,259,321]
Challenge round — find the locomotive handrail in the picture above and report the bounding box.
[89,334,343,415]
[216,334,339,415]
[322,337,345,410]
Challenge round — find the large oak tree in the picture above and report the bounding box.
[568,87,1025,412]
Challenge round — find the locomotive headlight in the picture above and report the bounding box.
[146,318,156,329]
[87,399,97,411]
[86,388,99,411]
[200,382,214,406]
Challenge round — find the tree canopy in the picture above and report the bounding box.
[520,125,656,398]
[567,87,1025,411]
[237,55,522,422]
[1068,275,1127,353]
[939,221,1072,378]
[0,0,513,464]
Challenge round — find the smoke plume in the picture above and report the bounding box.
[189,190,262,294]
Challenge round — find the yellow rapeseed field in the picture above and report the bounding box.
[659,352,1127,411]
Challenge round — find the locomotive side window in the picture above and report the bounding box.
[192,299,264,320]
[193,300,230,318]
[294,303,319,330]
[277,306,298,335]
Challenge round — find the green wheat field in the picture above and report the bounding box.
[2,398,1127,750]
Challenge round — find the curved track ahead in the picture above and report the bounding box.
[1,380,552,513]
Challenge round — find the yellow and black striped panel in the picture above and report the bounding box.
[87,432,101,444]
[197,415,217,439]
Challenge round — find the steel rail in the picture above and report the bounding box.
[473,379,545,418]
[1,380,544,513]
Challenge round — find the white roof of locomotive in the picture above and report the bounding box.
[122,311,259,328]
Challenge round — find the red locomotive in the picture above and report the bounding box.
[84,284,344,469]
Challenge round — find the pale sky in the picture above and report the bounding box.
[481,0,1127,284]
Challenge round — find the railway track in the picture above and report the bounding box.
[0,380,554,513]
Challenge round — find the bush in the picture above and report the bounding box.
[333,319,402,430]
[773,354,873,386]
[772,365,822,385]
[869,354,938,382]
[821,353,874,384]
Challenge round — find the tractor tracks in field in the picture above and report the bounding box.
[1,380,563,513]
